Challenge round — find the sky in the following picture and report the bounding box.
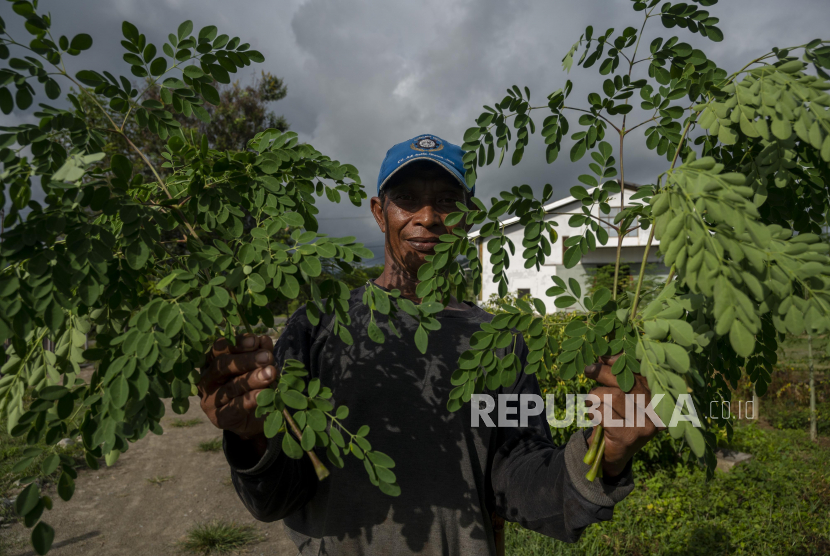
[3,0,829,263]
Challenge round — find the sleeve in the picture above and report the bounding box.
[488,336,635,543]
[223,307,320,522]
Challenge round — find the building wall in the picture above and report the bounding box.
[477,188,667,311]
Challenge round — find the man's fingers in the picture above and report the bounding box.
[214,366,277,407]
[214,389,266,432]
[211,334,264,359]
[201,349,274,388]
[584,359,620,389]
[258,335,274,353]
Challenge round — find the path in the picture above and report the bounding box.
[4,397,297,556]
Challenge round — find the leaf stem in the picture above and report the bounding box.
[230,291,329,480]
[283,407,330,480]
[630,118,694,317]
[585,432,606,482]
[583,424,603,464]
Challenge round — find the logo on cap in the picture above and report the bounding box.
[410,136,443,152]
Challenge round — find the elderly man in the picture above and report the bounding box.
[198,134,658,555]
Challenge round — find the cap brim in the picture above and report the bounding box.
[378,157,472,195]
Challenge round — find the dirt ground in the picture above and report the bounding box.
[3,397,297,556]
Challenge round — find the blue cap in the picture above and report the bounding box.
[376,134,474,196]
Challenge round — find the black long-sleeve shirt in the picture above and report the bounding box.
[223,284,634,555]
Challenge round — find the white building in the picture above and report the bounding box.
[470,183,668,312]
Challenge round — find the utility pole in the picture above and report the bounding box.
[808,333,817,442]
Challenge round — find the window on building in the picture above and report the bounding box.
[599,207,621,238]
[517,288,531,299]
[600,207,638,239]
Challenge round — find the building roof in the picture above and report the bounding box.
[467,181,640,240]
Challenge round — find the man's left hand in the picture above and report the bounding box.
[584,353,664,477]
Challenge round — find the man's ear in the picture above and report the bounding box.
[370,196,386,233]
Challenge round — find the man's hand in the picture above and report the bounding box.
[584,353,664,477]
[197,334,276,453]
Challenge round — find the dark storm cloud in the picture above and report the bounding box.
[3,0,829,261]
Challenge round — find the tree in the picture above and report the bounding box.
[452,0,830,478]
[67,71,289,183]
[0,7,398,553]
[2,0,830,553]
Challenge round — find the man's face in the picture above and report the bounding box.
[370,170,468,277]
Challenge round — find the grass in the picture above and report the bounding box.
[178,520,262,555]
[1,409,85,500]
[169,418,203,428]
[146,475,174,486]
[507,422,830,555]
[197,438,223,452]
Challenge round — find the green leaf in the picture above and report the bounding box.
[183,65,205,79]
[617,368,635,392]
[110,154,132,181]
[41,454,60,476]
[378,480,401,497]
[705,26,723,42]
[685,425,706,457]
[282,432,303,459]
[263,411,284,438]
[76,70,104,86]
[414,326,428,354]
[0,88,13,114]
[31,521,55,556]
[570,186,589,200]
[177,20,194,40]
[57,472,75,501]
[281,275,300,299]
[663,343,690,373]
[257,389,275,407]
[554,296,576,308]
[44,79,61,100]
[729,320,754,358]
[301,426,316,451]
[668,320,694,347]
[70,33,93,50]
[563,246,582,269]
[568,278,582,298]
[300,257,322,277]
[149,57,168,76]
[367,321,385,344]
[14,482,39,516]
[281,390,308,410]
[122,21,139,42]
[565,320,587,337]
[208,64,230,84]
[366,450,395,468]
[125,240,150,270]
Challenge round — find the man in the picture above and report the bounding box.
[198,134,659,555]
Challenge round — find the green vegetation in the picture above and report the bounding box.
[197,438,223,453]
[178,520,262,555]
[584,262,664,308]
[2,0,830,552]
[146,475,173,486]
[506,423,830,556]
[169,418,202,429]
[1,407,84,500]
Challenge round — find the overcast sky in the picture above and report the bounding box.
[4,0,829,263]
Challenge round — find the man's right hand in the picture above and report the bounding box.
[197,334,276,450]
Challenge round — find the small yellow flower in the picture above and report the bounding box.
[647,504,653,510]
